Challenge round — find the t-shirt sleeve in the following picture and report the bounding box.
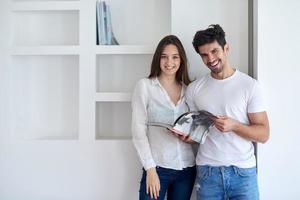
[247,80,266,113]
[185,81,198,111]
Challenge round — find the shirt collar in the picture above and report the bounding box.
[151,77,160,86]
[150,77,186,100]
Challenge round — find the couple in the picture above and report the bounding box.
[131,24,270,200]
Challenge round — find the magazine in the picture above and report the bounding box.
[147,110,216,143]
[96,0,119,45]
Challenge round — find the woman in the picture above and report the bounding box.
[132,35,196,200]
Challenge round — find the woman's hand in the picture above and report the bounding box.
[146,167,160,199]
[179,135,196,144]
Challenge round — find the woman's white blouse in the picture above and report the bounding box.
[131,78,195,170]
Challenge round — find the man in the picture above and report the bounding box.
[186,24,270,200]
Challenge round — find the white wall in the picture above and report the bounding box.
[256,0,300,199]
[0,0,10,135]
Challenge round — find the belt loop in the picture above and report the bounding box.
[233,166,238,175]
[208,166,212,176]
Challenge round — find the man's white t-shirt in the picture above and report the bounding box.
[186,70,265,168]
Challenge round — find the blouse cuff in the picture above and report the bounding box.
[143,160,156,170]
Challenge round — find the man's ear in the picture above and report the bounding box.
[224,43,229,54]
[224,44,229,52]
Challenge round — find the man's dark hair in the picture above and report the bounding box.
[192,24,226,54]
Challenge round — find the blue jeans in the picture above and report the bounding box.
[139,166,196,200]
[196,165,259,200]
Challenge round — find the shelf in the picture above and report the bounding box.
[95,102,132,139]
[95,92,132,102]
[104,0,171,45]
[11,45,154,56]
[11,55,79,140]
[15,133,79,140]
[96,54,151,93]
[12,10,79,46]
[95,45,155,55]
[11,1,80,11]
[10,46,80,55]
[95,136,131,140]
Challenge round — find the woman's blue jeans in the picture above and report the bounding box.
[139,166,196,200]
[196,165,259,200]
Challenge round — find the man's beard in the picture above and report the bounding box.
[209,61,223,74]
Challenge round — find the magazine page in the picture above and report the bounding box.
[188,125,210,144]
[147,110,216,143]
[173,110,216,143]
[172,112,195,136]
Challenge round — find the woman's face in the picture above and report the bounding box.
[159,44,181,78]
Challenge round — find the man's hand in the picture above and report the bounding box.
[213,112,270,143]
[213,116,239,132]
[146,167,160,199]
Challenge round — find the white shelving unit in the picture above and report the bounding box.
[10,1,80,140]
[94,0,170,139]
[94,45,155,54]
[11,1,80,11]
[95,92,131,102]
[10,46,80,55]
[10,0,171,140]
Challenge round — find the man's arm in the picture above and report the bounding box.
[213,111,270,143]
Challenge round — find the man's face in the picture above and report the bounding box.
[198,40,229,74]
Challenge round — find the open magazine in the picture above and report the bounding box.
[147,110,216,143]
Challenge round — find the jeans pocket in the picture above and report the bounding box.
[236,167,257,177]
[197,166,210,181]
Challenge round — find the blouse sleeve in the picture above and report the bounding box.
[131,79,156,170]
